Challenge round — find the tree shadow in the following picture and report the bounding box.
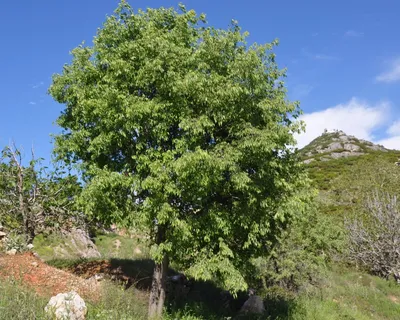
[108,258,155,290]
[61,257,292,319]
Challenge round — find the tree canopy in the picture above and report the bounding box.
[49,1,310,317]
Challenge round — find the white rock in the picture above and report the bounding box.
[6,249,17,255]
[45,291,87,320]
[0,231,6,238]
[27,243,34,250]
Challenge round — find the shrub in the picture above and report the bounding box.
[252,203,344,295]
[346,191,400,282]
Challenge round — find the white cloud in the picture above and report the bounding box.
[344,30,364,37]
[374,120,400,150]
[301,48,339,61]
[387,120,400,136]
[293,84,313,98]
[376,59,400,83]
[31,81,44,89]
[314,54,338,61]
[29,101,37,105]
[295,98,390,148]
[375,136,400,150]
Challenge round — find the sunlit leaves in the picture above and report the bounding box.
[49,1,310,293]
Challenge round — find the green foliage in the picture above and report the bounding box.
[49,1,310,294]
[304,151,400,216]
[4,232,29,252]
[251,200,344,296]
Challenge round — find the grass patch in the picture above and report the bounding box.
[0,277,148,320]
[267,266,400,320]
[94,233,149,260]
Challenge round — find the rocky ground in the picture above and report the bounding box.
[0,253,100,301]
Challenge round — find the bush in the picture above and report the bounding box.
[4,232,29,252]
[252,204,344,296]
[346,191,400,282]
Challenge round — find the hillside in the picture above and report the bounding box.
[300,130,400,197]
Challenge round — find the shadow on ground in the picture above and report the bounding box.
[49,257,292,319]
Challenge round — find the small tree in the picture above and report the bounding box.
[49,2,310,318]
[346,191,400,282]
[0,144,82,244]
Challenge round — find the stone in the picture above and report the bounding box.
[31,261,39,267]
[366,144,387,151]
[45,291,87,320]
[6,249,17,255]
[343,143,361,152]
[330,152,364,159]
[303,158,315,164]
[324,142,343,152]
[114,239,122,250]
[53,229,101,259]
[27,243,34,250]
[240,294,265,315]
[0,231,6,238]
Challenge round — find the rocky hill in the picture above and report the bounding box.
[299,130,400,217]
[300,130,388,164]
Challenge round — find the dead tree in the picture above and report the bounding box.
[346,191,400,282]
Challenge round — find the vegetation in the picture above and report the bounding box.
[1,265,399,320]
[252,202,344,296]
[0,1,399,319]
[346,192,400,282]
[48,1,310,317]
[0,144,82,245]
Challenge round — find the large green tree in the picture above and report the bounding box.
[49,2,309,318]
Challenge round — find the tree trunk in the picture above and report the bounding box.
[148,254,169,319]
[148,226,169,319]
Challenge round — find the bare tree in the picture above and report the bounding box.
[0,144,82,244]
[346,191,400,282]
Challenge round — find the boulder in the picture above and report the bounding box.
[303,158,315,164]
[6,249,17,255]
[45,291,87,320]
[343,143,361,152]
[240,294,265,315]
[53,229,101,259]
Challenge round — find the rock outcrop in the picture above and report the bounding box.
[301,130,388,163]
[239,290,265,315]
[52,228,101,259]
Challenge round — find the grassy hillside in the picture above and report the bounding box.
[300,131,400,217]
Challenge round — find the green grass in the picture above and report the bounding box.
[1,259,399,320]
[268,266,400,320]
[32,231,149,261]
[94,233,149,260]
[0,277,148,320]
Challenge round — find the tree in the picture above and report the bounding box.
[346,191,400,282]
[49,2,309,318]
[0,144,82,244]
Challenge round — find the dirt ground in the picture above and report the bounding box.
[0,253,101,301]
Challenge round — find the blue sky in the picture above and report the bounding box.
[1,0,400,163]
